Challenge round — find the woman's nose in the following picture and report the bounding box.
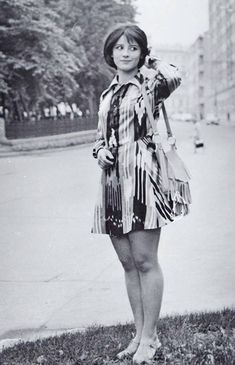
[122,47,130,57]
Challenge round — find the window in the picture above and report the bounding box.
[199,86,204,97]
[199,55,204,65]
[199,71,204,79]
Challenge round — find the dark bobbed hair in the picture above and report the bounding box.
[103,23,150,69]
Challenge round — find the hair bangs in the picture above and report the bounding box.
[123,29,139,46]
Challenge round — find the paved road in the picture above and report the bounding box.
[0,122,235,343]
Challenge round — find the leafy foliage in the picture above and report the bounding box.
[0,0,136,122]
[57,0,136,115]
[0,0,86,120]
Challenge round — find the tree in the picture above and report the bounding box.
[0,0,137,121]
[0,0,86,121]
[64,0,136,114]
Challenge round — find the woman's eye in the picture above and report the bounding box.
[130,46,139,51]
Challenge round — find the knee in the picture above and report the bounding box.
[134,256,156,273]
[119,256,136,272]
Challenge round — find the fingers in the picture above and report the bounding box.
[98,159,114,169]
[97,149,115,169]
[145,55,156,68]
[106,149,115,160]
[98,158,113,169]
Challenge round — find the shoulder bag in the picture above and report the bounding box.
[142,85,192,216]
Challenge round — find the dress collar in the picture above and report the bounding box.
[101,71,144,99]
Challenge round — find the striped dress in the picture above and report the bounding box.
[92,60,190,237]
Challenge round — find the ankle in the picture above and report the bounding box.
[140,332,158,344]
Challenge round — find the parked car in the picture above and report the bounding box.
[205,113,220,125]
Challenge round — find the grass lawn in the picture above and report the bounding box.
[0,308,234,365]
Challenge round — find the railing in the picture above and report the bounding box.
[5,116,98,139]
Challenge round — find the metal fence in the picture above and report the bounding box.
[5,116,98,139]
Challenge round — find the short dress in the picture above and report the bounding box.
[92,61,190,237]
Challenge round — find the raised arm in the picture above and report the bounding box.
[145,57,182,100]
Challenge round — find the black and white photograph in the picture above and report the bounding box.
[0,0,234,364]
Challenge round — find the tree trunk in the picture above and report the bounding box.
[87,85,98,116]
[14,99,23,122]
[0,93,7,142]
[19,92,30,121]
[39,105,45,119]
[1,93,6,119]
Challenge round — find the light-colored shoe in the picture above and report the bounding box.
[116,339,140,359]
[132,336,161,364]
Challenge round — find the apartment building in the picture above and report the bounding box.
[208,0,235,122]
[187,32,212,120]
[153,46,191,117]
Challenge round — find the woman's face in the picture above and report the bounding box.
[112,35,141,73]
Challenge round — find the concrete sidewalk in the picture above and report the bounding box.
[0,129,97,157]
[0,122,235,350]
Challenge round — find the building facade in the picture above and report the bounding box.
[187,32,212,120]
[208,0,235,122]
[153,1,235,123]
[153,46,191,117]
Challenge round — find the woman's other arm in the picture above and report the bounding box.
[92,113,115,169]
[92,115,106,159]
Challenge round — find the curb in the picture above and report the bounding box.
[0,327,86,353]
[0,130,96,157]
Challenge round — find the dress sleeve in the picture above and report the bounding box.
[150,59,182,100]
[92,114,106,158]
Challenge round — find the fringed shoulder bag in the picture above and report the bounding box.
[142,84,192,216]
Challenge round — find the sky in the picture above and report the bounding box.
[135,0,209,48]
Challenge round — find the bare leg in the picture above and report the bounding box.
[110,235,144,355]
[128,229,163,363]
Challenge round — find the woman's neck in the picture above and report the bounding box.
[117,68,138,84]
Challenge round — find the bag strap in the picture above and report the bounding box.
[142,83,174,140]
[161,103,173,138]
[141,84,160,138]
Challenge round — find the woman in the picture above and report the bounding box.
[92,24,189,364]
